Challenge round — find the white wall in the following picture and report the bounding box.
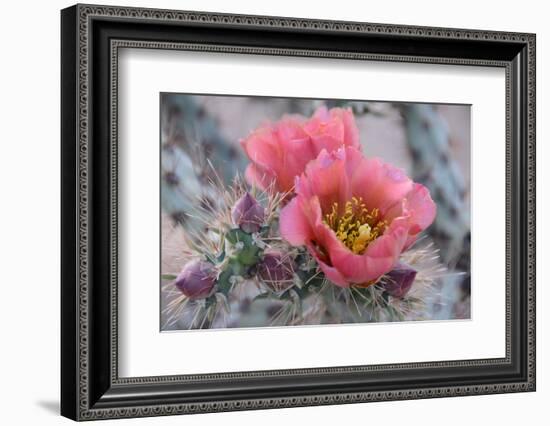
[0,0,546,424]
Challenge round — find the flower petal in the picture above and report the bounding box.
[311,251,351,288]
[320,215,409,284]
[304,107,346,152]
[329,107,360,148]
[241,125,282,176]
[402,183,437,248]
[276,117,308,142]
[351,156,413,214]
[405,183,437,234]
[244,164,276,191]
[280,137,316,191]
[279,197,314,246]
[300,148,352,213]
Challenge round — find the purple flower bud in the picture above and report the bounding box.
[258,251,295,293]
[231,192,265,233]
[175,260,216,299]
[381,263,417,298]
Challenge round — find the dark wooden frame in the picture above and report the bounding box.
[61,3,536,421]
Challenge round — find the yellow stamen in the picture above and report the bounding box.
[324,197,387,254]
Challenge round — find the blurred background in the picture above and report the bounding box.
[160,94,471,328]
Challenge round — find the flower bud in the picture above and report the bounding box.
[231,192,265,233]
[258,251,295,293]
[175,260,216,299]
[380,263,417,298]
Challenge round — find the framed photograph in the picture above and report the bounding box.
[61,4,536,421]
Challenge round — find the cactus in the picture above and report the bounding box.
[161,178,445,330]
[161,94,248,182]
[400,104,470,318]
[160,94,249,229]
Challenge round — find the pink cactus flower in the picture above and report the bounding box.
[241,106,360,194]
[279,146,436,288]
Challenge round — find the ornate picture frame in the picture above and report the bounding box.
[61,4,535,421]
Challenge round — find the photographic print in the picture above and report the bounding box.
[160,94,471,331]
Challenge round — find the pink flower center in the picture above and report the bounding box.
[324,197,388,254]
